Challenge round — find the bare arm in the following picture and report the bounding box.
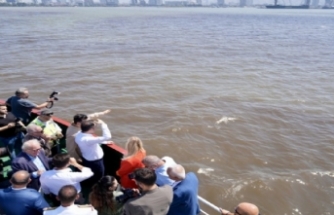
[87,109,111,120]
[34,98,55,110]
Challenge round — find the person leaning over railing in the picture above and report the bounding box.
[142,155,176,187]
[6,87,55,125]
[116,136,146,189]
[89,175,124,215]
[166,164,200,215]
[66,109,111,162]
[219,202,260,215]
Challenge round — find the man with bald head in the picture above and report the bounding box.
[11,139,52,190]
[167,164,200,215]
[0,170,49,215]
[142,155,176,186]
[220,202,260,215]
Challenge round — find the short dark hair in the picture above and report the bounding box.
[0,103,6,107]
[58,185,78,204]
[134,168,156,186]
[73,114,88,124]
[52,153,70,168]
[81,120,95,133]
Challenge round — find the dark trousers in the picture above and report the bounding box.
[82,157,105,187]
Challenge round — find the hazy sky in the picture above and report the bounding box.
[116,0,326,5]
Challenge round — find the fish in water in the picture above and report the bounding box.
[216,116,237,124]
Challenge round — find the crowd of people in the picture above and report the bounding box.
[0,88,260,215]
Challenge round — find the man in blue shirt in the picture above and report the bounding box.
[6,88,54,125]
[0,170,49,215]
[142,155,176,186]
[167,164,200,215]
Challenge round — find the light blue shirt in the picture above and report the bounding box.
[28,155,46,178]
[155,156,176,186]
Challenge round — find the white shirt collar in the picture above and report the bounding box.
[12,187,27,190]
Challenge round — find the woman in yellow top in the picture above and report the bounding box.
[116,137,146,189]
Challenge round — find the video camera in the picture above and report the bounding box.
[49,91,60,101]
[115,188,141,204]
[46,91,60,109]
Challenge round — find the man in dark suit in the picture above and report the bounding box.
[0,170,49,215]
[167,164,200,215]
[11,139,52,190]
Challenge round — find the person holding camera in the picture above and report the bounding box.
[0,103,25,159]
[89,175,124,215]
[6,88,55,125]
[124,168,173,215]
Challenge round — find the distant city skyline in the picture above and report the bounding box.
[3,0,328,6]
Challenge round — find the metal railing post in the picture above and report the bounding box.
[198,195,221,214]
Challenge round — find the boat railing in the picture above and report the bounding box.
[198,195,221,215]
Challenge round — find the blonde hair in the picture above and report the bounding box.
[125,136,144,157]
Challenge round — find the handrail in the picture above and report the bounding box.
[198,195,221,214]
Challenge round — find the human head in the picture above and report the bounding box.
[57,185,79,206]
[52,153,70,169]
[26,124,44,137]
[15,87,29,98]
[142,155,161,170]
[81,120,95,134]
[39,109,53,121]
[125,136,144,156]
[133,168,156,191]
[89,176,118,210]
[235,202,260,215]
[10,170,31,188]
[167,164,185,182]
[22,139,42,157]
[73,114,88,126]
[0,104,7,115]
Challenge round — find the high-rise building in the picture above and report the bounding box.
[217,0,224,6]
[148,0,162,5]
[196,0,201,5]
[311,0,318,6]
[131,0,137,4]
[240,0,252,6]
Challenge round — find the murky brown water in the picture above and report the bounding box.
[1,7,334,215]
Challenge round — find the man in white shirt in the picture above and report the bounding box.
[43,185,97,215]
[75,119,111,186]
[142,155,176,186]
[65,109,111,161]
[40,153,93,205]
